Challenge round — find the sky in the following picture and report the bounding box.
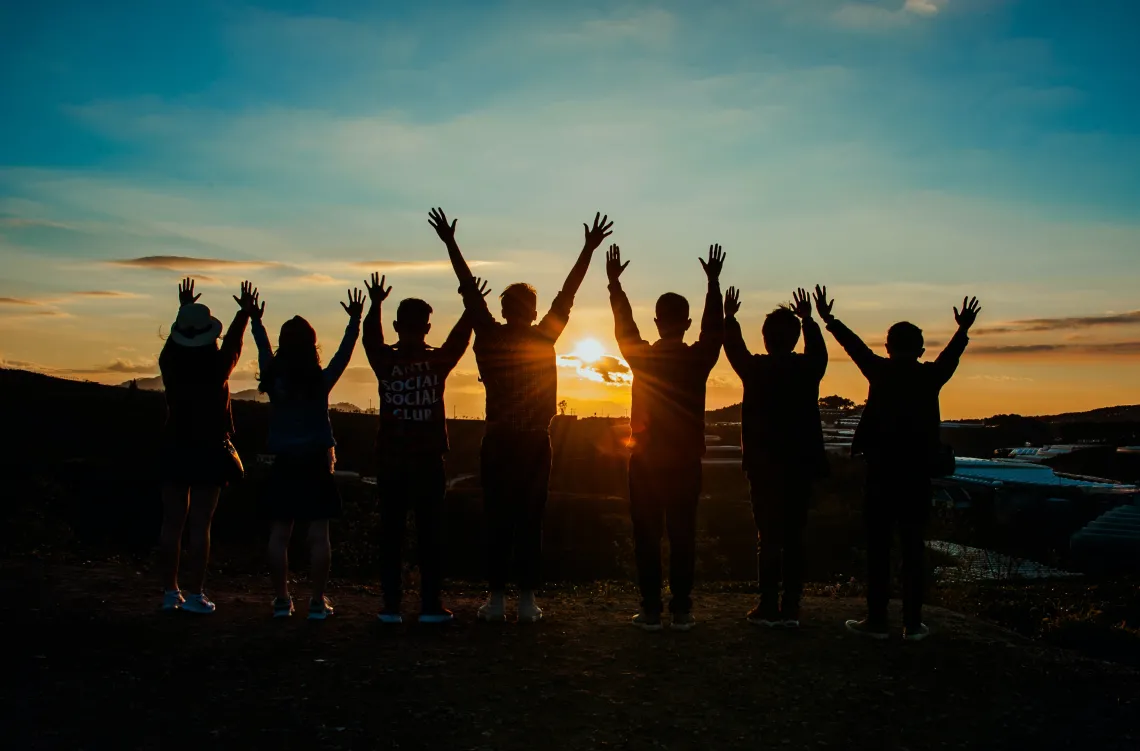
[1,0,1139,419]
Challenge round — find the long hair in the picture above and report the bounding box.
[258,316,324,398]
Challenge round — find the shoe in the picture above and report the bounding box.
[746,605,783,628]
[845,619,889,640]
[517,601,543,624]
[377,609,404,624]
[903,623,930,642]
[308,596,334,621]
[181,593,216,614]
[782,619,801,629]
[632,611,663,632]
[419,608,455,625]
[670,613,697,631]
[273,597,295,618]
[477,593,506,623]
[161,590,185,612]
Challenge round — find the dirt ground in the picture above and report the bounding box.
[3,561,1136,751]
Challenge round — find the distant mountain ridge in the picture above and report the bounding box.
[704,400,1140,425]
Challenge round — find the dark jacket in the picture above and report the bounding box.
[158,310,248,446]
[827,318,969,465]
[724,315,828,476]
[362,303,473,455]
[461,281,574,434]
[610,279,723,460]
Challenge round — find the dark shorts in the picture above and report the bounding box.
[159,438,239,488]
[262,450,342,522]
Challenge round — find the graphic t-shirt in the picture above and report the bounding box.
[363,309,473,455]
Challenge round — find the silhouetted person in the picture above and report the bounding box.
[252,288,364,620]
[724,286,828,628]
[817,287,981,641]
[157,278,255,614]
[362,272,487,625]
[607,243,725,631]
[430,207,613,623]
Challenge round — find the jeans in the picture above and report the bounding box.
[864,462,932,629]
[378,454,447,610]
[481,430,552,591]
[747,463,811,619]
[628,452,702,615]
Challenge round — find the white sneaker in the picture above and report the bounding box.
[903,623,930,642]
[477,593,506,623]
[518,591,543,623]
[162,590,184,612]
[377,611,404,624]
[273,597,295,618]
[181,593,216,614]
[670,613,697,631]
[308,596,334,621]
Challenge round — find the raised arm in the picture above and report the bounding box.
[218,281,256,378]
[324,288,364,391]
[933,296,981,385]
[362,272,393,374]
[694,244,725,368]
[536,212,614,341]
[722,286,752,378]
[815,285,882,380]
[605,245,648,361]
[793,287,828,382]
[429,208,498,333]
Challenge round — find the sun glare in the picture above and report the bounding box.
[572,338,606,364]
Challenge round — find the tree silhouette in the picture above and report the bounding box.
[558,399,568,416]
[818,395,856,412]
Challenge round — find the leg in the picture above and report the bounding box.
[377,461,411,612]
[307,519,332,603]
[780,478,811,621]
[899,479,932,629]
[517,437,552,593]
[184,485,221,594]
[159,484,190,592]
[629,454,665,615]
[412,457,447,611]
[665,460,701,615]
[481,435,513,593]
[268,520,295,600]
[749,471,783,618]
[864,470,894,628]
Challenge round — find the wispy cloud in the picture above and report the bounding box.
[971,341,1140,357]
[348,260,499,273]
[558,353,632,385]
[0,297,41,306]
[976,310,1140,335]
[109,255,284,272]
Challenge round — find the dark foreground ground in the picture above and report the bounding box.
[3,562,1136,751]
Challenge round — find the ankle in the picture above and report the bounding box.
[519,590,537,606]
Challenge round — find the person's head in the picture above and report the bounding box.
[886,321,925,361]
[258,315,323,396]
[500,283,538,326]
[170,303,222,351]
[394,298,433,344]
[762,306,801,354]
[654,292,691,339]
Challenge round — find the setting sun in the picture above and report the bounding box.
[572,338,606,364]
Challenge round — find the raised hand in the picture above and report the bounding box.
[582,212,614,252]
[472,277,492,298]
[792,288,812,320]
[178,277,201,306]
[428,207,457,244]
[341,288,366,318]
[814,285,834,323]
[606,244,629,283]
[699,244,726,281]
[233,280,263,319]
[954,296,982,330]
[724,287,742,318]
[365,272,392,304]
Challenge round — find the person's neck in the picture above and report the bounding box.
[657,334,685,344]
[397,339,428,349]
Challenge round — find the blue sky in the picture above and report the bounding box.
[2,0,1139,417]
